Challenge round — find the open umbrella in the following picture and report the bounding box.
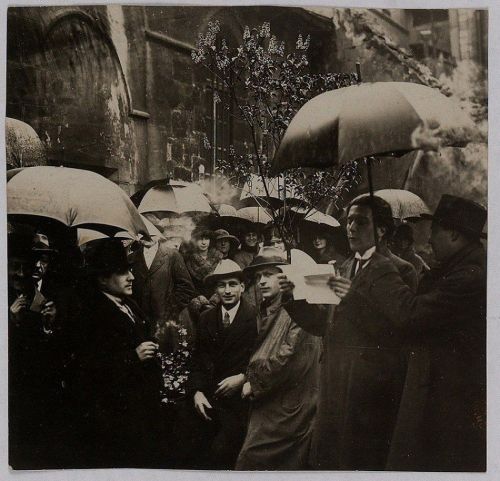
[274,82,476,172]
[301,209,340,228]
[273,81,476,247]
[353,189,431,220]
[134,179,213,215]
[6,117,47,169]
[239,173,303,209]
[77,228,137,247]
[7,166,148,237]
[237,207,273,225]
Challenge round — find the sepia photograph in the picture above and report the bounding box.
[4,1,490,476]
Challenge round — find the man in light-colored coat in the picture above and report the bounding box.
[235,247,322,470]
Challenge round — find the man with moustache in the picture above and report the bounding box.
[235,247,322,470]
[76,240,163,467]
[8,233,61,468]
[183,260,257,469]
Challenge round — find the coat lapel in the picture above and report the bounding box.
[147,243,168,276]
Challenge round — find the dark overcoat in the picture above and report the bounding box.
[75,291,163,467]
[130,241,195,332]
[386,242,486,471]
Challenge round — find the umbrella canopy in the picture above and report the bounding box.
[7,166,148,237]
[217,203,238,217]
[77,228,137,247]
[239,173,302,208]
[237,207,273,225]
[301,208,340,228]
[353,189,431,220]
[273,82,476,172]
[6,117,47,169]
[136,180,213,215]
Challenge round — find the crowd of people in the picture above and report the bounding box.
[7,192,486,471]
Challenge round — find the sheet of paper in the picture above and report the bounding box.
[279,250,339,304]
[304,271,341,305]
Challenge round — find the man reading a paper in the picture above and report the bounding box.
[235,247,323,470]
[292,195,418,471]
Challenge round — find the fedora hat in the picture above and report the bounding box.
[243,246,289,277]
[213,229,240,249]
[421,194,486,239]
[32,232,58,254]
[204,259,244,287]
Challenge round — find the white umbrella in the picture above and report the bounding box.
[237,207,273,225]
[7,166,148,237]
[138,182,213,215]
[353,189,431,220]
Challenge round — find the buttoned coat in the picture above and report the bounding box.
[130,241,195,333]
[184,298,258,468]
[188,298,258,397]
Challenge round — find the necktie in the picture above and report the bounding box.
[353,257,369,277]
[223,311,231,328]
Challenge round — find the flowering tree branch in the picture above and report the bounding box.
[193,20,362,244]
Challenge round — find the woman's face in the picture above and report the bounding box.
[244,231,259,247]
[312,235,327,250]
[195,236,210,252]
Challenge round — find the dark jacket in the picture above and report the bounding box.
[75,291,163,467]
[8,288,68,469]
[130,241,195,333]
[290,251,417,470]
[187,298,258,398]
[386,242,486,471]
[297,244,485,471]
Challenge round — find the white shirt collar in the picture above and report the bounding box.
[221,301,241,325]
[102,291,125,306]
[354,246,376,261]
[143,241,159,269]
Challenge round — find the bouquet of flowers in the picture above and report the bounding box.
[156,321,193,404]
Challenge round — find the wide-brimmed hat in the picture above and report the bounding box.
[191,226,214,240]
[213,229,240,249]
[204,259,245,287]
[243,246,289,277]
[421,194,487,239]
[84,239,132,277]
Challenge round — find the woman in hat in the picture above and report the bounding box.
[183,227,223,298]
[232,224,262,269]
[213,229,240,260]
[307,228,346,267]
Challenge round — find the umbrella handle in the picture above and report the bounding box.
[366,157,379,251]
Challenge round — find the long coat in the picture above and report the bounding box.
[291,251,416,470]
[386,242,486,471]
[183,298,258,468]
[130,241,195,333]
[75,291,163,467]
[235,295,321,470]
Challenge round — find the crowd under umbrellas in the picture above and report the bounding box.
[6,80,486,471]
